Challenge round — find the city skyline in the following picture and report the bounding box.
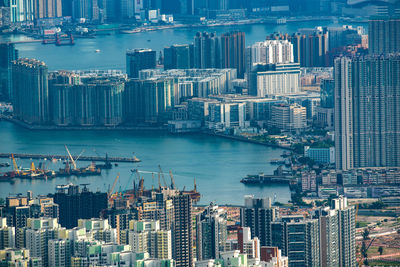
[1,1,400,266]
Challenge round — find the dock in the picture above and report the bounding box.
[0,153,141,163]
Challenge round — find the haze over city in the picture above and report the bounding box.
[0,0,400,266]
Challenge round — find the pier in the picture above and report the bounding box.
[0,153,141,163]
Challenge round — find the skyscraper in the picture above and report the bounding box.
[48,239,72,267]
[164,44,193,70]
[247,40,294,71]
[271,216,320,267]
[33,0,62,19]
[194,32,221,69]
[240,196,277,247]
[0,43,18,101]
[335,55,400,170]
[267,30,330,67]
[196,202,227,261]
[51,184,108,229]
[314,208,339,267]
[331,197,356,267]
[10,0,34,22]
[126,49,157,78]
[369,16,400,55]
[24,218,63,267]
[124,78,175,124]
[220,31,245,78]
[248,63,301,97]
[172,194,193,267]
[12,58,50,124]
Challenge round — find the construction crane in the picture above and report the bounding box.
[169,171,176,190]
[30,162,36,172]
[158,165,168,188]
[75,149,85,162]
[65,145,77,170]
[108,174,120,200]
[158,172,162,191]
[151,173,155,191]
[11,154,19,174]
[139,176,144,196]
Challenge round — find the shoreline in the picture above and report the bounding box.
[1,116,292,150]
[203,131,293,151]
[4,16,342,44]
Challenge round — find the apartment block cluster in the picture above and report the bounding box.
[234,195,356,267]
[0,184,356,267]
[1,0,176,24]
[2,25,366,133]
[335,17,400,171]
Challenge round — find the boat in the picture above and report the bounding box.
[95,49,101,53]
[270,159,285,165]
[0,162,10,168]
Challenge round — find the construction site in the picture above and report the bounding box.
[0,145,140,181]
[107,164,201,210]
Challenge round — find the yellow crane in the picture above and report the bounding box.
[30,162,36,172]
[11,154,19,174]
[108,173,120,200]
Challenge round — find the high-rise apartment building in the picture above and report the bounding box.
[248,63,300,97]
[196,203,227,261]
[0,43,17,101]
[12,58,49,124]
[331,197,356,267]
[0,218,15,249]
[124,78,175,124]
[33,0,62,19]
[164,44,193,70]
[271,216,320,267]
[51,184,108,229]
[128,220,172,259]
[49,71,125,127]
[194,32,221,69]
[10,0,35,22]
[266,30,329,67]
[240,196,277,247]
[237,227,260,259]
[126,49,157,78]
[369,16,400,55]
[247,40,294,72]
[172,194,193,267]
[335,55,400,170]
[24,218,63,267]
[314,208,339,267]
[48,239,72,267]
[220,31,245,78]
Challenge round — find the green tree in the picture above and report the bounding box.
[378,246,384,255]
[361,242,368,258]
[362,229,370,240]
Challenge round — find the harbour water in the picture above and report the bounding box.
[0,20,364,204]
[3,20,364,71]
[0,121,290,205]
